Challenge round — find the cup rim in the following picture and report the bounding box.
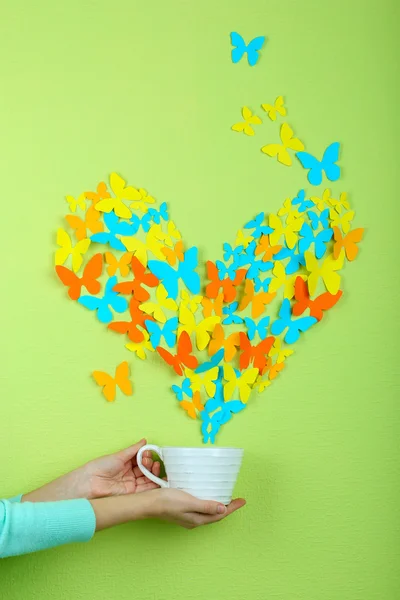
[162,446,244,452]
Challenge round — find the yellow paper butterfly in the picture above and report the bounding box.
[121,226,165,266]
[96,173,141,219]
[254,376,272,393]
[139,284,178,323]
[65,193,86,213]
[129,188,156,213]
[261,123,305,166]
[223,366,259,404]
[125,330,155,360]
[268,337,294,363]
[329,208,355,234]
[180,290,203,314]
[305,250,345,295]
[178,304,220,351]
[309,188,334,211]
[186,367,219,398]
[268,213,303,248]
[231,106,262,136]
[261,96,286,121]
[277,198,301,224]
[235,229,253,248]
[329,191,350,213]
[105,252,133,277]
[152,221,181,247]
[268,261,306,299]
[54,228,91,273]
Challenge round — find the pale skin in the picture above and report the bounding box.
[22,439,246,531]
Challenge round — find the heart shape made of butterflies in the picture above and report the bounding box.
[55,174,363,443]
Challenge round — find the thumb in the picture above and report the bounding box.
[117,439,147,461]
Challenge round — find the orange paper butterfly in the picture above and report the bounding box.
[157,331,198,376]
[105,252,133,277]
[92,361,133,402]
[205,261,247,303]
[161,240,184,266]
[180,390,203,419]
[332,226,364,261]
[108,297,153,342]
[55,253,103,301]
[254,235,282,262]
[85,182,111,207]
[292,276,342,322]
[208,324,241,362]
[65,206,104,241]
[239,280,276,318]
[239,333,275,373]
[201,293,224,318]
[113,256,159,301]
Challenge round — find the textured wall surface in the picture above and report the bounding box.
[0,1,399,599]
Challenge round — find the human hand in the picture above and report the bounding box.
[23,439,161,503]
[91,487,246,532]
[143,488,246,529]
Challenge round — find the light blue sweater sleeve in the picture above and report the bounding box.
[0,495,96,558]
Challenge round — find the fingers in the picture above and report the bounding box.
[118,439,147,461]
[189,498,246,527]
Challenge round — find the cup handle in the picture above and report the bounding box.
[136,444,169,488]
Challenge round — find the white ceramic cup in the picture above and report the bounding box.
[137,445,244,505]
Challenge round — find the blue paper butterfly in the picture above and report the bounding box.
[238,240,257,267]
[145,316,178,348]
[254,276,272,292]
[296,142,341,186]
[91,211,134,251]
[271,298,317,344]
[148,247,200,300]
[308,209,329,230]
[216,260,238,281]
[230,32,266,66]
[201,395,245,444]
[244,316,270,340]
[172,378,193,401]
[246,258,273,280]
[291,189,315,213]
[222,302,244,325]
[78,276,128,324]
[129,212,152,234]
[274,246,305,275]
[244,212,272,239]
[223,242,244,263]
[298,222,333,259]
[148,201,169,224]
[195,349,225,374]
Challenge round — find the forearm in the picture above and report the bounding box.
[90,491,157,532]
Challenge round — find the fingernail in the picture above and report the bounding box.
[217,504,226,514]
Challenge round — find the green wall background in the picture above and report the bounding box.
[0,1,399,598]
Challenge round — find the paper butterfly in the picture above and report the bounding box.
[261,96,286,121]
[296,142,341,186]
[172,377,193,401]
[223,365,259,403]
[298,222,333,259]
[91,211,134,251]
[145,316,179,349]
[109,297,152,343]
[55,229,91,273]
[96,173,140,219]
[78,276,128,324]
[157,331,198,376]
[222,301,243,325]
[113,256,159,302]
[230,32,266,66]
[305,250,344,295]
[92,361,133,402]
[125,330,155,360]
[105,251,133,277]
[66,193,86,213]
[239,333,275,373]
[65,206,103,241]
[195,349,225,374]
[271,298,317,344]
[261,123,305,167]
[178,304,220,351]
[231,107,262,136]
[308,209,329,231]
[244,316,270,341]
[148,247,200,300]
[292,277,342,322]
[56,253,103,300]
[291,190,314,213]
[244,213,272,239]
[332,226,364,261]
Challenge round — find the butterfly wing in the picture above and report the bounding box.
[115,361,133,396]
[82,253,103,295]
[296,152,323,186]
[246,35,266,66]
[179,247,201,295]
[286,316,317,344]
[230,31,245,63]
[148,260,178,300]
[92,371,116,402]
[314,228,333,259]
[321,142,341,182]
